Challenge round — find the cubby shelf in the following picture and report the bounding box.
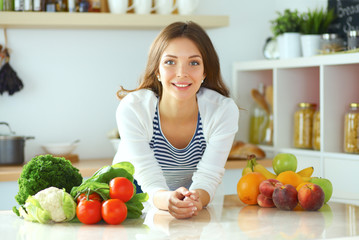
[0,12,229,29]
[233,52,359,203]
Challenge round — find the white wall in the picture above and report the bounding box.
[0,0,326,162]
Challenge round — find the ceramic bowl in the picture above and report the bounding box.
[42,143,77,156]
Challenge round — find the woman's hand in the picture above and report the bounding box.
[167,187,200,219]
[183,190,203,216]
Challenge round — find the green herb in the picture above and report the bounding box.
[300,8,336,34]
[271,9,303,37]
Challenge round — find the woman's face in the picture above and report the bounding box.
[158,37,206,103]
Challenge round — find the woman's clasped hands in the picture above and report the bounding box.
[168,187,203,219]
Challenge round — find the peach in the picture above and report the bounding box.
[298,183,324,211]
[272,184,298,211]
[257,193,275,208]
[259,178,283,198]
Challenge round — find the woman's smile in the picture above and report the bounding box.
[172,82,192,88]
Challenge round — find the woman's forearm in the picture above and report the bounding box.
[153,190,171,210]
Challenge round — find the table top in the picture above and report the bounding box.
[1,194,359,240]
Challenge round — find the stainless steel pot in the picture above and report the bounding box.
[0,122,34,165]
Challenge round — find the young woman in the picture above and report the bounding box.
[113,21,239,219]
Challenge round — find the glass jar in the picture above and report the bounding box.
[293,103,316,149]
[312,110,320,150]
[320,33,344,53]
[344,103,359,153]
[249,83,269,144]
[249,105,268,144]
[347,30,359,50]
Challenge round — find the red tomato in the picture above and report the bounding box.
[109,177,134,202]
[76,200,102,224]
[76,192,102,204]
[102,199,127,225]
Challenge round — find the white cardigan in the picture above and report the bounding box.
[113,87,239,205]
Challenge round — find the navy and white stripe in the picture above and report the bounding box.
[149,106,207,190]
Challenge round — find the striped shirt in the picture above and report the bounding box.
[149,106,207,190]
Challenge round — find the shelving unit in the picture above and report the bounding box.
[233,52,359,204]
[0,12,229,29]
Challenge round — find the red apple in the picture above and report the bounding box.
[259,178,283,198]
[298,183,325,211]
[272,184,298,211]
[257,193,275,208]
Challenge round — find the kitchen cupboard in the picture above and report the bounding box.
[0,12,228,29]
[232,52,359,205]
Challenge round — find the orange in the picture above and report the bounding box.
[237,172,266,205]
[296,182,311,192]
[276,171,304,188]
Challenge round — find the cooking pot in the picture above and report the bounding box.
[0,122,35,165]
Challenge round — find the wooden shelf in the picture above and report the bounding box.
[0,157,255,182]
[0,12,229,29]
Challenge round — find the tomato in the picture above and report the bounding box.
[102,199,127,225]
[76,192,102,204]
[76,199,102,224]
[109,177,134,202]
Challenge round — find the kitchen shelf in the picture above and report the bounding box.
[0,12,229,29]
[0,157,259,182]
[232,52,359,201]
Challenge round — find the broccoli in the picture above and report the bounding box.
[15,155,83,206]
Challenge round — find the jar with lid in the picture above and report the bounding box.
[347,30,359,50]
[312,109,320,150]
[293,103,316,149]
[320,33,344,53]
[344,103,359,153]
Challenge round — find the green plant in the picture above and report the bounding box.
[271,9,303,37]
[15,155,83,206]
[300,8,336,34]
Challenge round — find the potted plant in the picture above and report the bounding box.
[300,8,336,57]
[271,9,303,59]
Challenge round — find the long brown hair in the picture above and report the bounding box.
[117,21,229,99]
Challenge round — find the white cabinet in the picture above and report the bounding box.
[232,53,359,204]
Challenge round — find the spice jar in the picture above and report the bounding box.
[293,103,316,149]
[312,110,320,150]
[344,103,359,153]
[320,33,344,53]
[347,30,359,50]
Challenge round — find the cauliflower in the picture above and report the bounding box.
[19,187,76,224]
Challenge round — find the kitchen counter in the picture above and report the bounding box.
[1,194,358,240]
[0,158,272,182]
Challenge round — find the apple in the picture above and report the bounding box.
[272,184,298,210]
[298,183,325,211]
[309,177,333,203]
[259,179,283,198]
[272,153,297,175]
[257,193,275,208]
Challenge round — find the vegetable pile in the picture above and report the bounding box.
[71,161,148,224]
[14,154,148,225]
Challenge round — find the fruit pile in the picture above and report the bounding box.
[237,153,333,211]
